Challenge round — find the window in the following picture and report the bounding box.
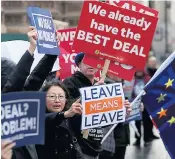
[5,15,22,25]
[2,1,22,8]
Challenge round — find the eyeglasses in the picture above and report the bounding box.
[47,94,66,101]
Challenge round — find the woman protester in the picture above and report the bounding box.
[35,79,83,159]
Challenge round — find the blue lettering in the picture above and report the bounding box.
[92,115,99,125]
[106,86,114,96]
[91,88,98,99]
[117,111,123,121]
[85,117,91,127]
[84,90,91,100]
[99,87,107,98]
[109,112,117,122]
[114,85,121,96]
[99,114,108,124]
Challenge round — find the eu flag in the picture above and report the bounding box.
[143,52,175,159]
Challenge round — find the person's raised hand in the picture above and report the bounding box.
[124,100,132,118]
[64,98,82,118]
[27,26,37,55]
[1,140,16,159]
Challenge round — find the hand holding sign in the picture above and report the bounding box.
[28,26,37,55]
[1,140,16,159]
[124,100,132,117]
[64,98,82,118]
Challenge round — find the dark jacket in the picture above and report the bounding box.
[1,57,16,90]
[36,112,76,159]
[105,78,130,147]
[2,51,57,159]
[63,71,103,157]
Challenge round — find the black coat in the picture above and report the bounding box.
[63,71,103,157]
[2,50,57,159]
[1,57,16,90]
[105,78,130,147]
[36,112,76,159]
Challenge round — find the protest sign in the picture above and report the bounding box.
[83,55,136,81]
[73,1,158,69]
[1,92,45,147]
[80,83,126,129]
[27,7,59,55]
[126,99,142,122]
[107,0,158,17]
[57,28,101,81]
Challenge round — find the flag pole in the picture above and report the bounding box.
[101,90,145,144]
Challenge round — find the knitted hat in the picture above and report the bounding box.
[74,52,85,66]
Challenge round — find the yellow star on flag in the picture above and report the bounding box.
[167,116,175,126]
[157,108,167,119]
[156,93,167,103]
[165,78,174,89]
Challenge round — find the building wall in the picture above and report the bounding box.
[1,1,82,33]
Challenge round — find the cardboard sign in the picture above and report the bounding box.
[83,55,136,81]
[27,7,59,55]
[1,92,45,147]
[57,28,101,81]
[107,0,158,17]
[80,83,126,129]
[73,1,158,69]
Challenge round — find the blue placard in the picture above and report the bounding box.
[1,92,46,147]
[27,7,60,55]
[126,100,142,123]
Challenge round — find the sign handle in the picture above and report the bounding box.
[101,59,111,79]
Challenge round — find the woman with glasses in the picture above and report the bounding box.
[35,79,83,159]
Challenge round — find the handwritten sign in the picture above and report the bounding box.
[80,83,126,129]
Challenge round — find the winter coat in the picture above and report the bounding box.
[1,57,16,90]
[63,71,103,157]
[105,78,130,147]
[36,112,77,159]
[2,50,57,159]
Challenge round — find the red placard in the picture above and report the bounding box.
[107,0,158,17]
[57,28,101,81]
[83,55,136,81]
[72,1,158,69]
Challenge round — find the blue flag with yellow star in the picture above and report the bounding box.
[143,51,175,159]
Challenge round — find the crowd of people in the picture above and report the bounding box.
[1,26,159,159]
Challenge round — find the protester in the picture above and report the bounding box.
[1,57,16,91]
[63,52,132,159]
[35,79,83,159]
[1,140,16,159]
[99,74,130,159]
[132,70,159,146]
[147,56,158,77]
[2,26,58,159]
